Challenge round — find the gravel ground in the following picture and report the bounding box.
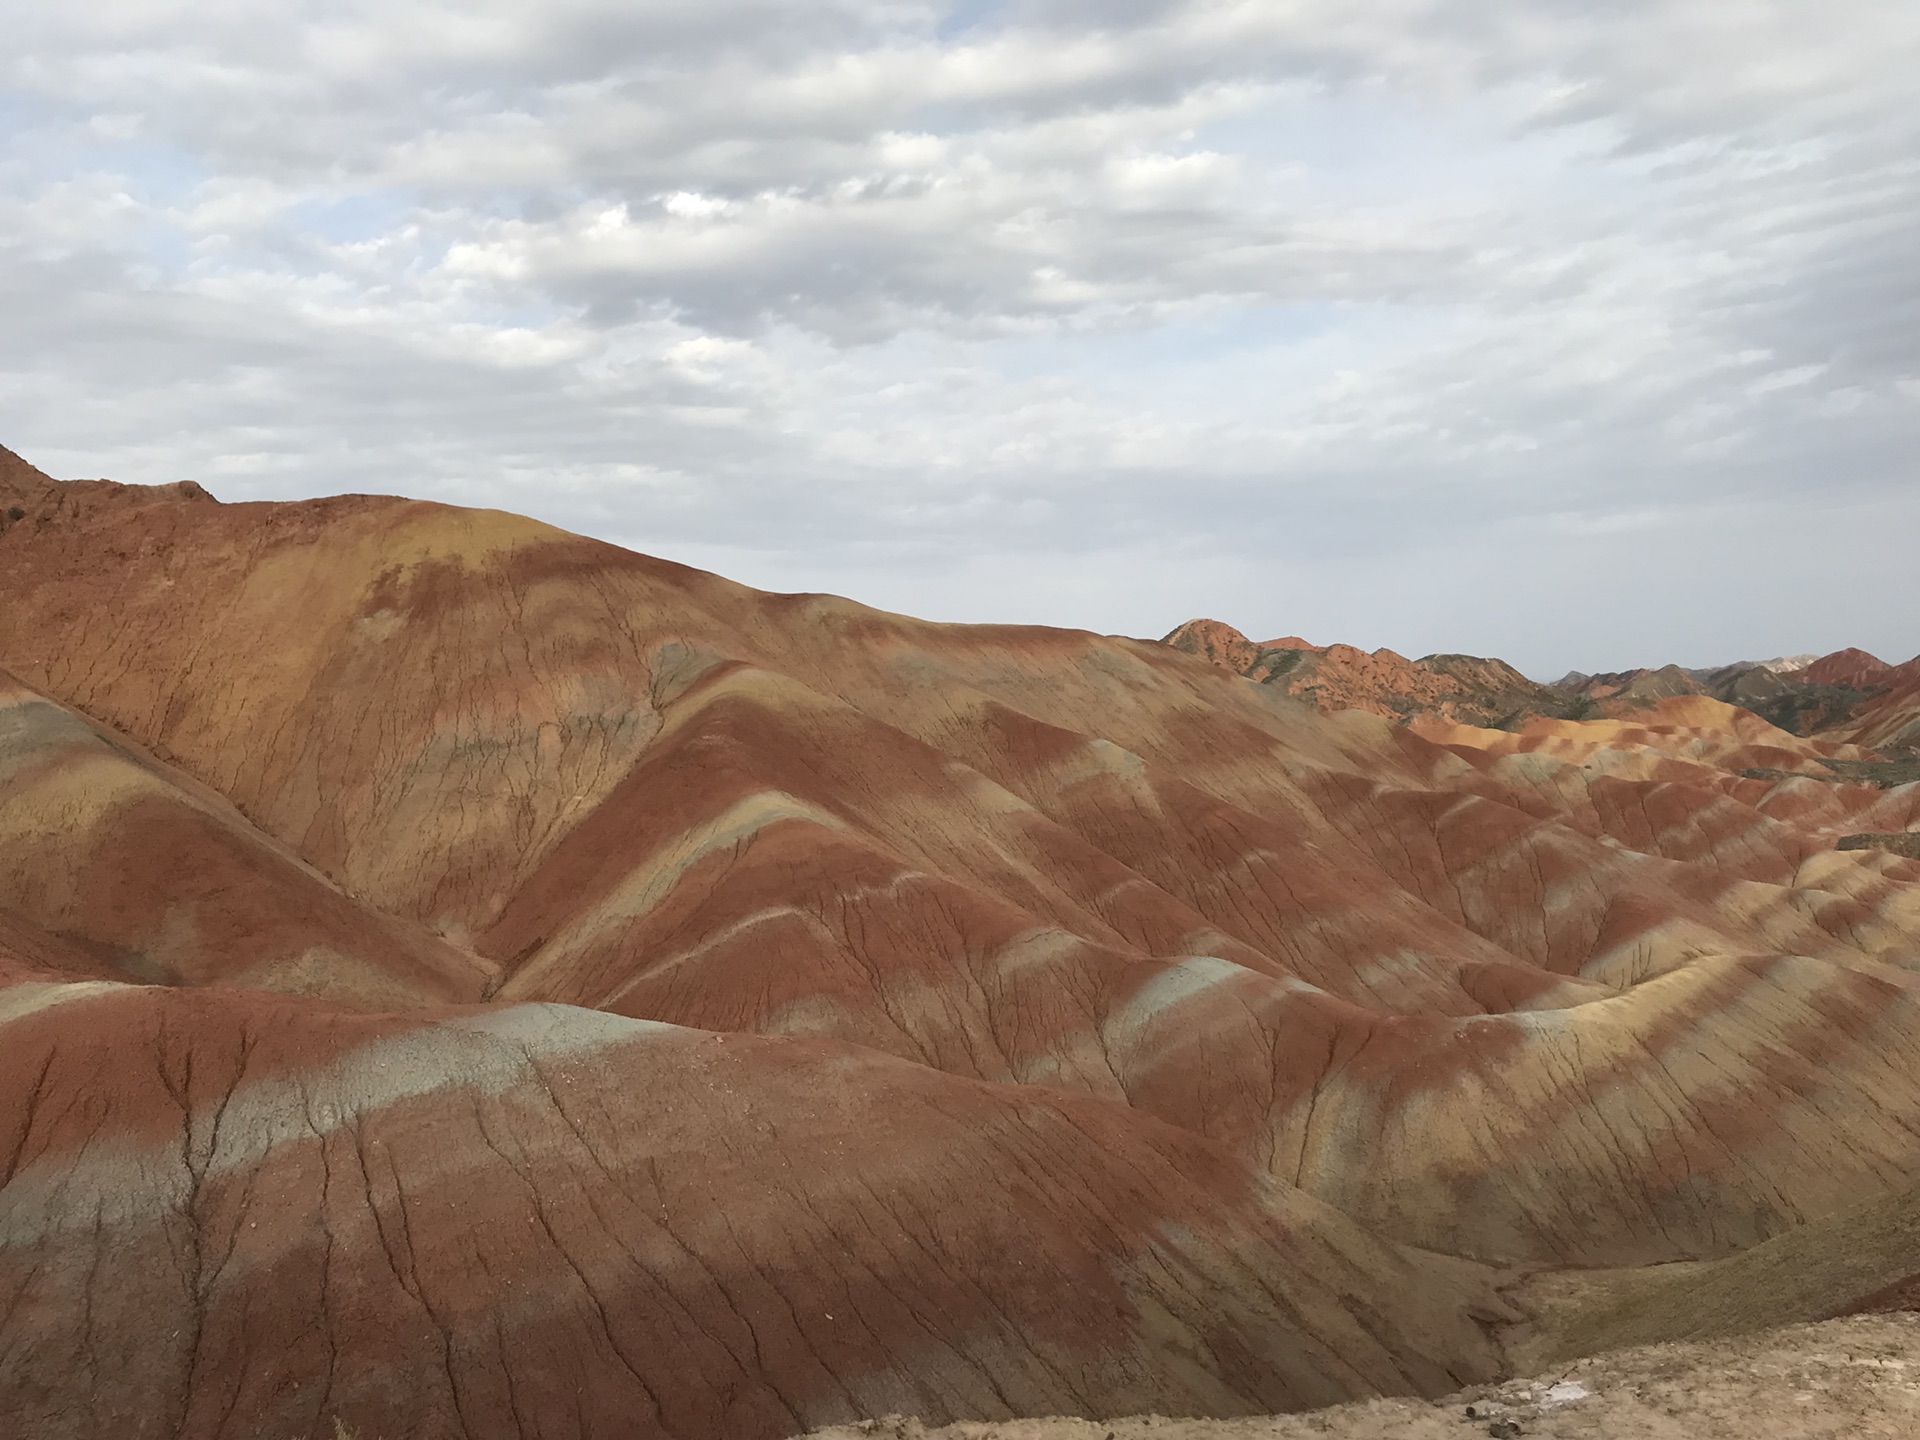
[803,1313,1920,1440]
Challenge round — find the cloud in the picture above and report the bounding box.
[2,0,1917,670]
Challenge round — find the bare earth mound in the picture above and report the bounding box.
[4,441,1920,1439]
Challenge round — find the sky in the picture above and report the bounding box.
[2,0,1917,677]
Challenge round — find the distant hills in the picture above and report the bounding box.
[1162,617,1920,750]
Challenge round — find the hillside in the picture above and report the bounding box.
[4,442,1920,1440]
[1160,619,1576,727]
[801,1313,1920,1439]
[1164,617,1920,745]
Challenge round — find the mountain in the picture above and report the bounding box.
[1167,617,1920,747]
[1554,650,1920,740]
[5,443,1920,1440]
[1799,647,1901,690]
[1833,656,1920,754]
[1160,619,1580,727]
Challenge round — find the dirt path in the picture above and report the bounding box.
[804,1313,1920,1440]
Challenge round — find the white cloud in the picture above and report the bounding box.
[2,0,1917,669]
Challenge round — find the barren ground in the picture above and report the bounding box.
[804,1313,1920,1440]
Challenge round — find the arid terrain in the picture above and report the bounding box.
[4,440,1920,1440]
[1163,618,1920,742]
[803,1313,1920,1439]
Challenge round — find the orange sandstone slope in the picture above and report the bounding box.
[4,444,1920,1438]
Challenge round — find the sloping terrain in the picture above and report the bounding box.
[3,442,1920,1439]
[1167,617,1920,744]
[0,666,490,1004]
[801,1313,1920,1440]
[1161,619,1573,726]
[1845,666,1920,754]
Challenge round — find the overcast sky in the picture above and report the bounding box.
[3,0,1916,675]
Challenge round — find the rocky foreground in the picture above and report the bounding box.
[803,1313,1920,1440]
[4,439,1920,1439]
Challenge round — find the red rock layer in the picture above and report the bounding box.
[1161,619,1563,726]
[1840,665,1920,753]
[0,666,490,1004]
[3,448,1920,1437]
[1797,647,1896,690]
[1166,614,1920,746]
[1160,618,1265,673]
[0,959,1510,1440]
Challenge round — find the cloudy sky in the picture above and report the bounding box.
[3,0,1916,674]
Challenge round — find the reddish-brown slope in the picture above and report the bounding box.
[1570,648,1920,739]
[1161,618,1265,673]
[0,441,60,511]
[1166,614,1918,746]
[4,456,1920,1435]
[1,440,214,527]
[0,665,490,1004]
[5,477,1920,1262]
[0,971,1512,1440]
[1837,663,1920,754]
[1162,620,1566,726]
[1797,647,1895,690]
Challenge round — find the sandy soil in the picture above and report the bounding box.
[803,1313,1920,1440]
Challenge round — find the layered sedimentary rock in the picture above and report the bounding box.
[0,971,1518,1440]
[1161,619,1570,726]
[1169,616,1920,746]
[0,668,490,1004]
[4,443,1920,1439]
[1843,664,1920,754]
[1555,649,1920,740]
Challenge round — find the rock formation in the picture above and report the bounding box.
[1166,617,1920,746]
[4,442,1920,1440]
[1160,620,1574,727]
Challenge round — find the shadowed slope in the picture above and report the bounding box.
[1516,1180,1920,1368]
